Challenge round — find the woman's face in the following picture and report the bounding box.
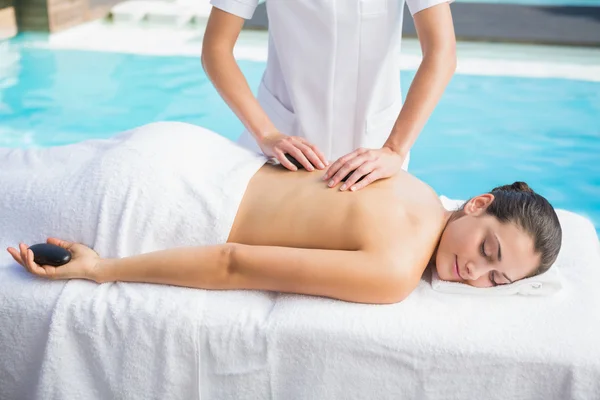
[435,194,541,287]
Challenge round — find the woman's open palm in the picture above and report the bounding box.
[7,237,100,281]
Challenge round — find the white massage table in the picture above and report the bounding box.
[1,209,599,400]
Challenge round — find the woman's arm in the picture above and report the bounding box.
[202,8,276,144]
[383,3,457,157]
[94,244,409,304]
[96,244,411,304]
[201,8,327,171]
[10,236,416,304]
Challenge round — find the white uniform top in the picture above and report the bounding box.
[210,0,450,164]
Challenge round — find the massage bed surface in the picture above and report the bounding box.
[1,209,599,400]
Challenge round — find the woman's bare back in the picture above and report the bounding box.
[229,164,447,271]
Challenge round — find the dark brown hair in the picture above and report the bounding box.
[461,182,562,277]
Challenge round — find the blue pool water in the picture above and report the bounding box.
[1,43,599,236]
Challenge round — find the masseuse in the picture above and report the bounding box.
[202,0,456,191]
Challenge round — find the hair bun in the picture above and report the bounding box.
[492,181,534,194]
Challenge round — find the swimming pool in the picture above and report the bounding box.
[1,38,599,236]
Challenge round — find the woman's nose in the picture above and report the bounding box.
[465,261,490,281]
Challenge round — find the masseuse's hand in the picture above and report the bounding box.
[323,147,405,191]
[258,132,328,172]
[7,238,100,281]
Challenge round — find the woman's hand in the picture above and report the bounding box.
[322,147,405,191]
[258,132,328,171]
[7,238,101,282]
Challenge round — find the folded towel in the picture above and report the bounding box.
[431,268,562,296]
[433,196,563,296]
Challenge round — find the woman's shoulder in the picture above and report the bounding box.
[359,174,445,269]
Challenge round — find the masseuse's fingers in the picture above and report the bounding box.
[274,149,297,171]
[294,141,327,170]
[322,148,367,183]
[344,147,405,191]
[327,152,372,188]
[260,133,327,171]
[339,161,378,191]
[346,168,384,192]
[278,143,314,171]
[297,138,328,169]
[274,148,299,171]
[276,137,326,171]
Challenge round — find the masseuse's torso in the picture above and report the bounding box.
[229,165,447,272]
[236,0,405,160]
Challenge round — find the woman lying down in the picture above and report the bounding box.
[5,122,562,304]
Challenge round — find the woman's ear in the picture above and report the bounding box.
[463,194,495,216]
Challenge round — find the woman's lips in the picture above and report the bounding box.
[454,256,461,280]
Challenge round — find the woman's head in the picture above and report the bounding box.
[435,182,562,287]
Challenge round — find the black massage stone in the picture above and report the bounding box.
[284,153,304,170]
[284,154,364,183]
[28,243,71,267]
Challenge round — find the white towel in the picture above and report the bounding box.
[431,268,562,296]
[260,209,600,400]
[0,122,267,399]
[2,128,599,399]
[432,196,564,296]
[0,121,266,258]
[0,252,67,400]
